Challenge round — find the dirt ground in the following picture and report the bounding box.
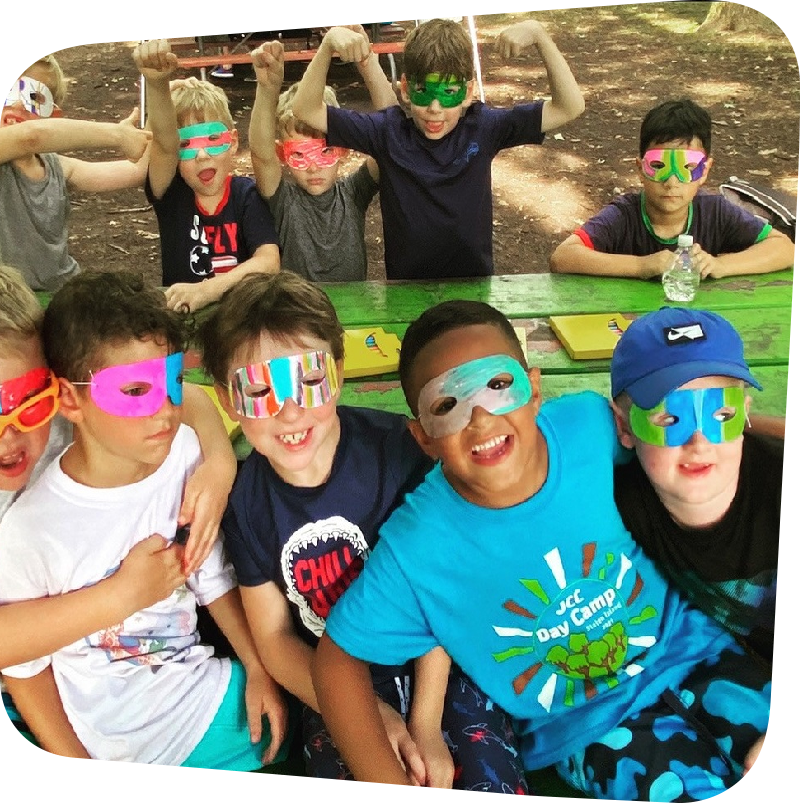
[43,3,800,284]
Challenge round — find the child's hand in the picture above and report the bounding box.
[178,457,235,575]
[744,734,765,775]
[640,250,676,279]
[250,41,284,92]
[133,39,179,83]
[117,107,152,162]
[377,699,427,785]
[691,243,722,279]
[323,25,372,64]
[496,19,548,58]
[408,723,454,788]
[113,534,187,608]
[244,663,288,764]
[163,281,213,315]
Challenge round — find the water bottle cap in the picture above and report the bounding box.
[677,234,694,247]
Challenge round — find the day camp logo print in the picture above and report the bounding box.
[492,542,658,712]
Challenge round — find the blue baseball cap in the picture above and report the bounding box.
[610,307,762,409]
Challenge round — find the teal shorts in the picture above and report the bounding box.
[182,659,292,771]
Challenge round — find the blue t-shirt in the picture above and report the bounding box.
[325,391,737,769]
[326,102,545,280]
[222,406,433,649]
[145,173,278,286]
[577,191,771,254]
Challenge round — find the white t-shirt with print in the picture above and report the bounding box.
[0,424,236,764]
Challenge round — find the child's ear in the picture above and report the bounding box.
[463,80,475,106]
[610,399,636,449]
[333,358,345,401]
[57,378,85,425]
[526,365,542,415]
[399,74,410,104]
[229,128,239,155]
[406,417,439,460]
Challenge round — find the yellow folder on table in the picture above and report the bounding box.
[344,327,402,379]
[548,313,631,360]
[198,384,242,441]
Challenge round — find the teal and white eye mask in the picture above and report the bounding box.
[408,73,468,108]
[177,121,233,160]
[629,386,747,447]
[417,355,531,438]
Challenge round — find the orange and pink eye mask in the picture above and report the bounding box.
[0,367,60,437]
[275,139,346,170]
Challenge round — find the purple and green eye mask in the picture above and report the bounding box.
[641,148,708,183]
[229,350,339,418]
[73,352,184,417]
[4,76,58,118]
[177,121,232,160]
[629,386,746,447]
[417,354,531,439]
[408,73,468,108]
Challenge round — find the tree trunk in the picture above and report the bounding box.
[697,2,781,35]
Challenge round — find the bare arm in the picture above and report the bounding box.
[550,232,674,278]
[4,668,89,757]
[163,242,280,313]
[0,534,185,669]
[292,27,374,134]
[313,633,412,785]
[249,41,285,200]
[408,646,454,788]
[696,229,795,279]
[0,109,151,166]
[132,39,180,199]
[178,384,237,574]
[205,587,288,763]
[496,19,585,132]
[240,581,320,709]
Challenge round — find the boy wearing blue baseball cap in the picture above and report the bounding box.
[610,306,781,666]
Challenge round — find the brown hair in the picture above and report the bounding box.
[199,272,345,385]
[403,18,474,83]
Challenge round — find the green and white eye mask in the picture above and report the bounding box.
[629,386,746,447]
[177,121,232,160]
[417,354,531,438]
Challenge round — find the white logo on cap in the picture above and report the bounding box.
[665,323,706,343]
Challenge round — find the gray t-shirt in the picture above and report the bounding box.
[268,161,378,282]
[0,153,80,292]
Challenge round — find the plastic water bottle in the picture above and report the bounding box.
[662,234,700,303]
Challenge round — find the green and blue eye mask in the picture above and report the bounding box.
[177,121,232,160]
[629,386,747,447]
[408,73,468,108]
[417,355,531,439]
[641,148,708,183]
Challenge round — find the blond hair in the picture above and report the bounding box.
[278,81,339,139]
[0,264,43,350]
[169,77,234,129]
[23,54,68,107]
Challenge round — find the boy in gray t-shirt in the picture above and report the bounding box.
[249,27,398,282]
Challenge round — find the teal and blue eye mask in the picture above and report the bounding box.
[177,121,232,160]
[417,355,532,439]
[408,73,468,108]
[629,386,747,447]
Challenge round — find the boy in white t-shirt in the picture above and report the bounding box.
[0,270,289,768]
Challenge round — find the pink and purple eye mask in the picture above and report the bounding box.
[641,148,708,183]
[629,386,746,447]
[73,352,184,417]
[229,350,339,418]
[276,139,346,170]
[417,355,532,439]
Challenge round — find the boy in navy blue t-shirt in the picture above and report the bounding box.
[291,18,584,280]
[199,271,529,790]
